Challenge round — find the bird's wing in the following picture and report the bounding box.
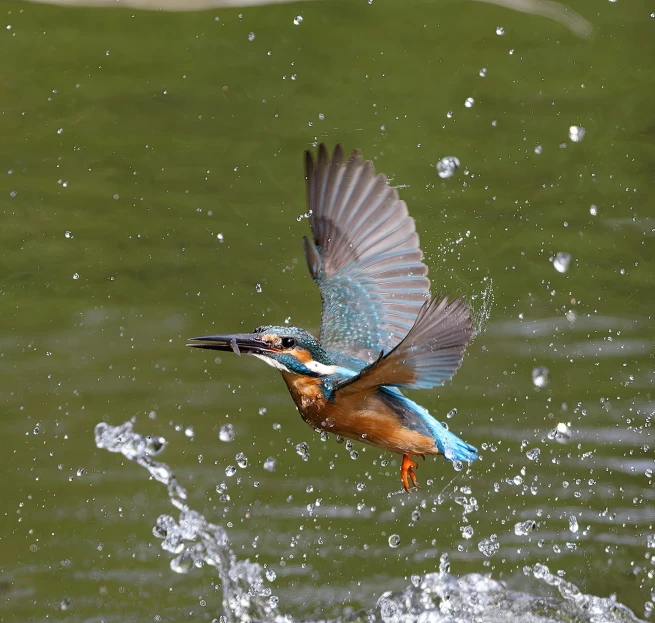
[303,143,431,363]
[333,294,472,396]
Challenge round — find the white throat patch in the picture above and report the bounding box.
[252,353,291,373]
[304,360,338,376]
[252,353,338,376]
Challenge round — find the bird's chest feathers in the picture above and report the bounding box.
[282,373,328,420]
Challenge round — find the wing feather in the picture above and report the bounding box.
[304,144,431,362]
[334,294,473,396]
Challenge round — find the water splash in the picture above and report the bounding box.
[94,421,281,623]
[470,277,495,337]
[95,420,646,623]
[356,567,644,623]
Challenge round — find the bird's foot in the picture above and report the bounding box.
[401,454,419,492]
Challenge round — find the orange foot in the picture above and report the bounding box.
[401,454,419,492]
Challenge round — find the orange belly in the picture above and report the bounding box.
[281,373,437,456]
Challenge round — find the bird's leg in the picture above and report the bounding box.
[401,454,419,492]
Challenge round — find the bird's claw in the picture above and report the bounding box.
[401,454,419,492]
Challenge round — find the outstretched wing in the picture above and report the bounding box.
[334,294,472,396]
[303,143,430,363]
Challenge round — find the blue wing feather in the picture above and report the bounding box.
[380,386,478,462]
[334,295,473,393]
[304,144,430,363]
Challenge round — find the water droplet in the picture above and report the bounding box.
[219,423,235,442]
[146,435,166,454]
[452,460,463,472]
[113,193,120,200]
[350,450,359,460]
[436,156,460,179]
[263,457,277,472]
[496,26,505,35]
[514,520,536,536]
[236,452,248,468]
[553,251,572,273]
[266,569,277,581]
[225,465,237,477]
[568,125,586,142]
[646,534,655,548]
[295,441,310,462]
[554,422,572,444]
[64,230,72,238]
[410,574,421,587]
[411,509,421,521]
[388,534,401,548]
[439,553,450,574]
[248,32,255,41]
[184,426,194,438]
[589,205,598,216]
[461,525,474,539]
[532,366,550,388]
[479,67,487,77]
[72,273,80,280]
[76,468,85,477]
[446,408,457,419]
[255,283,262,293]
[356,482,366,491]
[446,110,454,119]
[170,550,194,574]
[293,15,303,25]
[217,233,224,242]
[534,144,543,155]
[478,535,499,557]
[464,97,475,108]
[569,515,579,533]
[258,407,267,416]
[33,425,40,435]
[526,447,541,461]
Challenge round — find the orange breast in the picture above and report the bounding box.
[281,374,437,456]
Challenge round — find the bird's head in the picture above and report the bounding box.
[188,325,338,377]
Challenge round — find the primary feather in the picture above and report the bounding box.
[304,143,431,364]
[334,294,473,395]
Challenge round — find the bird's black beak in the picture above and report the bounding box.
[187,333,273,357]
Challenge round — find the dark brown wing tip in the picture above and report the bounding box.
[304,148,314,180]
[332,143,344,168]
[317,142,329,170]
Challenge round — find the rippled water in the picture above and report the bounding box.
[2,0,654,621]
[94,420,648,622]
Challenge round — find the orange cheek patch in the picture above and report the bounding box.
[294,348,313,364]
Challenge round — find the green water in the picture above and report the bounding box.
[2,0,654,620]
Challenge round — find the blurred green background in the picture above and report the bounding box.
[1,0,654,620]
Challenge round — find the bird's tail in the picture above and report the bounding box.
[434,427,478,463]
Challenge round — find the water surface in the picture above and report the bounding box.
[1,0,654,620]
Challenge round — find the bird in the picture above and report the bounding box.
[188,143,478,491]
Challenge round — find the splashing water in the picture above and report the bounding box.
[470,277,495,337]
[94,421,281,623]
[360,567,644,623]
[95,420,646,623]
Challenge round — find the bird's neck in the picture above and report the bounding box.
[281,371,329,414]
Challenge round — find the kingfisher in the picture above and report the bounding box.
[189,144,478,491]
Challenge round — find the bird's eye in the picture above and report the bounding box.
[281,337,296,349]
